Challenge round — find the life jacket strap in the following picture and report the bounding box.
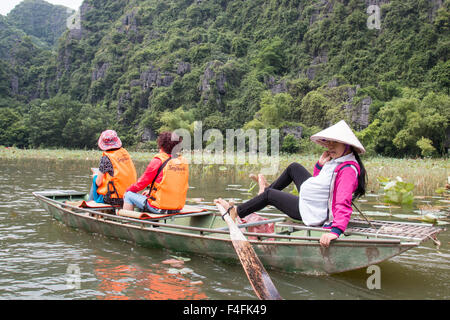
[104,181,123,206]
[147,157,171,197]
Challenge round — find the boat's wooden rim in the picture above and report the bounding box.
[33,191,420,247]
[276,220,442,243]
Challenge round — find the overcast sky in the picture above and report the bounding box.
[0,0,83,16]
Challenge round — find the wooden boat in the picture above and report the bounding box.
[33,189,444,275]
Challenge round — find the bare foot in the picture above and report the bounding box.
[214,198,238,222]
[257,174,269,195]
[250,173,270,194]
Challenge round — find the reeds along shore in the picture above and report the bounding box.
[1,147,448,196]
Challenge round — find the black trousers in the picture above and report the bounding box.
[236,163,312,221]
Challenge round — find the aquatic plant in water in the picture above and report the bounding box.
[378,176,415,206]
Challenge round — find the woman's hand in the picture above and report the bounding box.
[318,151,332,166]
[95,172,104,187]
[319,232,338,248]
[142,189,150,196]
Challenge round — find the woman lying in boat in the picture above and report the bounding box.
[123,132,189,214]
[88,130,137,206]
[215,120,368,248]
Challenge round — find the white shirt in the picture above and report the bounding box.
[299,153,357,226]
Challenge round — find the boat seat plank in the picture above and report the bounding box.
[117,209,210,221]
[64,200,117,210]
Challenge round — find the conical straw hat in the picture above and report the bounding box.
[310,120,366,154]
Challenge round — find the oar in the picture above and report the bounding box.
[216,203,283,300]
[352,201,378,230]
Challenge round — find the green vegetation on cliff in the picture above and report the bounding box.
[0,0,448,157]
[6,0,74,47]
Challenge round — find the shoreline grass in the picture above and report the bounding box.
[1,146,448,196]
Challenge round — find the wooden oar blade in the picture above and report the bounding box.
[216,203,283,300]
[232,239,283,300]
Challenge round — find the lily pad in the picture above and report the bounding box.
[422,214,438,223]
[392,213,438,224]
[365,194,379,198]
[392,214,421,220]
[354,211,391,217]
[167,267,194,275]
[170,255,191,262]
[187,198,205,203]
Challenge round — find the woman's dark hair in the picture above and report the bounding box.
[157,131,183,154]
[352,147,368,200]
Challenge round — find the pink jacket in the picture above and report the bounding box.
[313,161,360,237]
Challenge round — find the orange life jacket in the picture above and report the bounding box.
[148,152,189,210]
[97,148,137,199]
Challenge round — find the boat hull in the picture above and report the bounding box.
[35,191,418,275]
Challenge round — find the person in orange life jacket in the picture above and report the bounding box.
[88,130,137,206]
[123,131,189,214]
[215,120,368,248]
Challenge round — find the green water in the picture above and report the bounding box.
[0,159,448,300]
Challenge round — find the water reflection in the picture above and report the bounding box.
[94,257,207,300]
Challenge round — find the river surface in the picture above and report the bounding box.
[0,158,449,300]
